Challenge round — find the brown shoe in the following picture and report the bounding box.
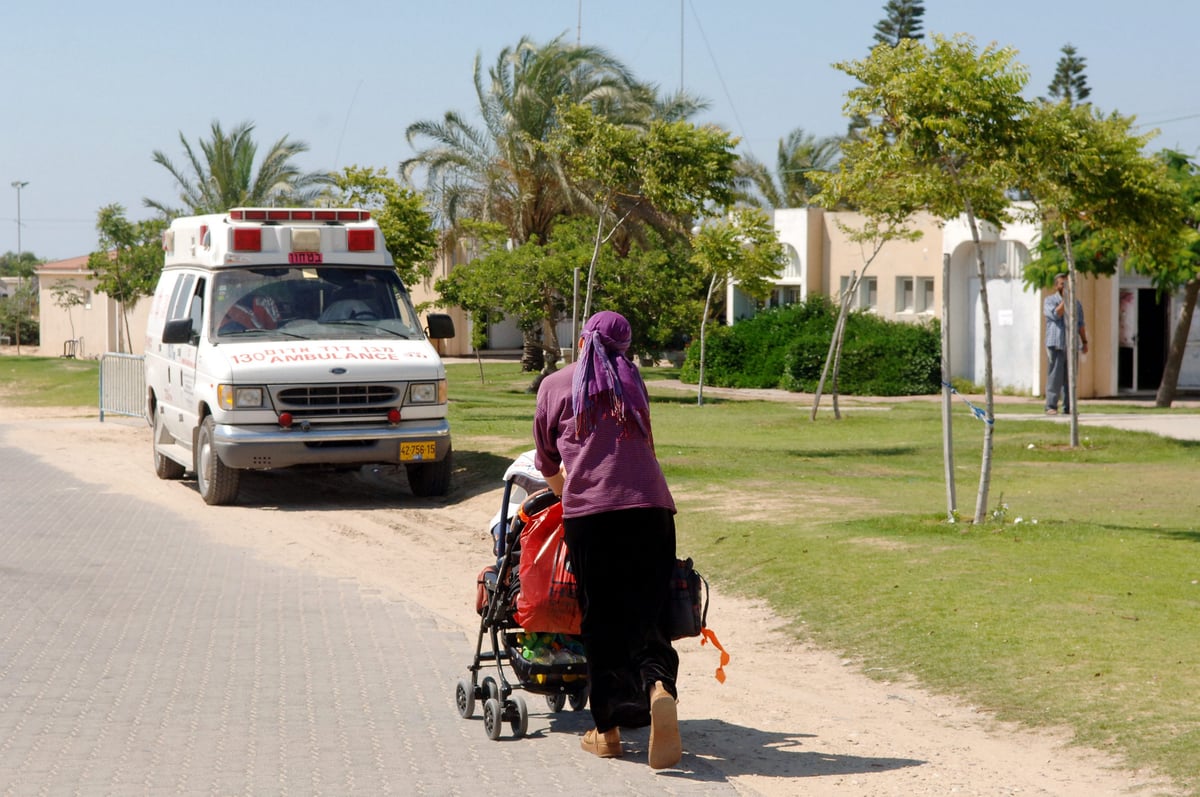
[581,727,622,758]
[648,681,681,769]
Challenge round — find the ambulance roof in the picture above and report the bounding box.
[163,207,394,269]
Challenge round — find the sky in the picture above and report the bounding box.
[3,0,1198,261]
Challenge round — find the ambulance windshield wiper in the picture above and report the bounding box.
[319,320,412,338]
[225,328,310,340]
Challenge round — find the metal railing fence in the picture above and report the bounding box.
[99,353,145,422]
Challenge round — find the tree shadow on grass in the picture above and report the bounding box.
[788,445,920,459]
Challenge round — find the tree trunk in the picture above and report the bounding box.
[696,273,718,407]
[963,203,995,525]
[521,331,544,372]
[539,315,561,374]
[940,252,956,520]
[811,272,857,421]
[1060,222,1080,448]
[1156,277,1200,408]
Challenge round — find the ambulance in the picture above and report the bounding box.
[144,207,455,505]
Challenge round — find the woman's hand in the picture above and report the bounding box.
[546,466,566,497]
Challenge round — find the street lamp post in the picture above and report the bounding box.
[11,180,28,258]
[11,180,29,354]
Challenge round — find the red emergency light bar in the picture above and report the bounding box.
[347,229,375,251]
[231,228,262,252]
[228,208,371,223]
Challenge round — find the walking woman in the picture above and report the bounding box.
[532,310,682,769]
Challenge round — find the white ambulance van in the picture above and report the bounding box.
[144,207,456,505]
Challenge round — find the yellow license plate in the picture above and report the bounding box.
[400,441,437,462]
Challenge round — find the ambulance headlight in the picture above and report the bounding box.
[218,385,266,410]
[408,380,446,405]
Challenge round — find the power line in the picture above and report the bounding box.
[687,0,751,157]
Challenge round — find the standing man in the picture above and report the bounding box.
[1044,272,1089,415]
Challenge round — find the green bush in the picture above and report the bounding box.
[681,299,941,396]
[680,297,836,388]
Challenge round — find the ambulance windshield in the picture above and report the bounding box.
[211,266,424,341]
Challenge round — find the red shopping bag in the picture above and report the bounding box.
[513,498,582,634]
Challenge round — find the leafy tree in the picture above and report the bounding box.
[736,128,842,209]
[402,35,663,371]
[847,1,926,139]
[830,34,1030,524]
[50,282,88,342]
[434,216,702,371]
[1127,151,1199,408]
[550,101,740,331]
[689,207,786,405]
[0,251,40,353]
[873,0,925,46]
[0,251,39,278]
[1020,102,1180,433]
[145,120,331,216]
[332,166,438,286]
[87,204,165,353]
[1045,44,1091,106]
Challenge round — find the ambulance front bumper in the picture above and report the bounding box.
[211,419,451,469]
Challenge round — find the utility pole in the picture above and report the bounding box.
[11,181,27,258]
[11,180,29,354]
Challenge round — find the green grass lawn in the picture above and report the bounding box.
[4,355,1198,792]
[445,360,1200,794]
[0,356,99,407]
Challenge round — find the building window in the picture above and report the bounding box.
[784,287,802,305]
[859,277,877,311]
[896,277,914,313]
[917,277,935,313]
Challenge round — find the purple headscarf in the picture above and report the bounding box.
[571,311,650,440]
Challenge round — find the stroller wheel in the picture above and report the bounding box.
[509,694,528,739]
[569,686,589,711]
[483,698,504,741]
[545,693,566,713]
[481,676,501,703]
[455,679,475,719]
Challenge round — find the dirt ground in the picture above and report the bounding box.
[0,404,1182,796]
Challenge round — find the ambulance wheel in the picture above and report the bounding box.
[509,694,528,738]
[483,698,503,741]
[153,406,185,480]
[407,445,452,497]
[569,687,589,711]
[545,693,566,713]
[455,679,475,719]
[196,416,240,505]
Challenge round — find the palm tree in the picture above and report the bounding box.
[737,128,842,209]
[144,120,332,216]
[403,35,696,368]
[403,36,651,243]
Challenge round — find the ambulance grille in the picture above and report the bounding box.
[275,384,400,417]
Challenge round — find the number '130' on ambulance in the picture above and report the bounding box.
[144,207,456,505]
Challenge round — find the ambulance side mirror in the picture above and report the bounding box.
[162,318,197,345]
[425,313,455,340]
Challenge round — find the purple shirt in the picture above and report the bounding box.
[533,363,676,519]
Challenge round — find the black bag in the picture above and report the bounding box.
[665,557,708,640]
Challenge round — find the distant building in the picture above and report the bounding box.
[36,254,151,357]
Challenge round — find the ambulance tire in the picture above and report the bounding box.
[196,416,241,505]
[153,406,186,480]
[406,445,452,497]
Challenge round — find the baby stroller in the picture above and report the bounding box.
[454,451,589,740]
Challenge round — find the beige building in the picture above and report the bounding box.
[35,255,151,358]
[755,207,1121,398]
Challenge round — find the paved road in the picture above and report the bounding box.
[0,443,735,796]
